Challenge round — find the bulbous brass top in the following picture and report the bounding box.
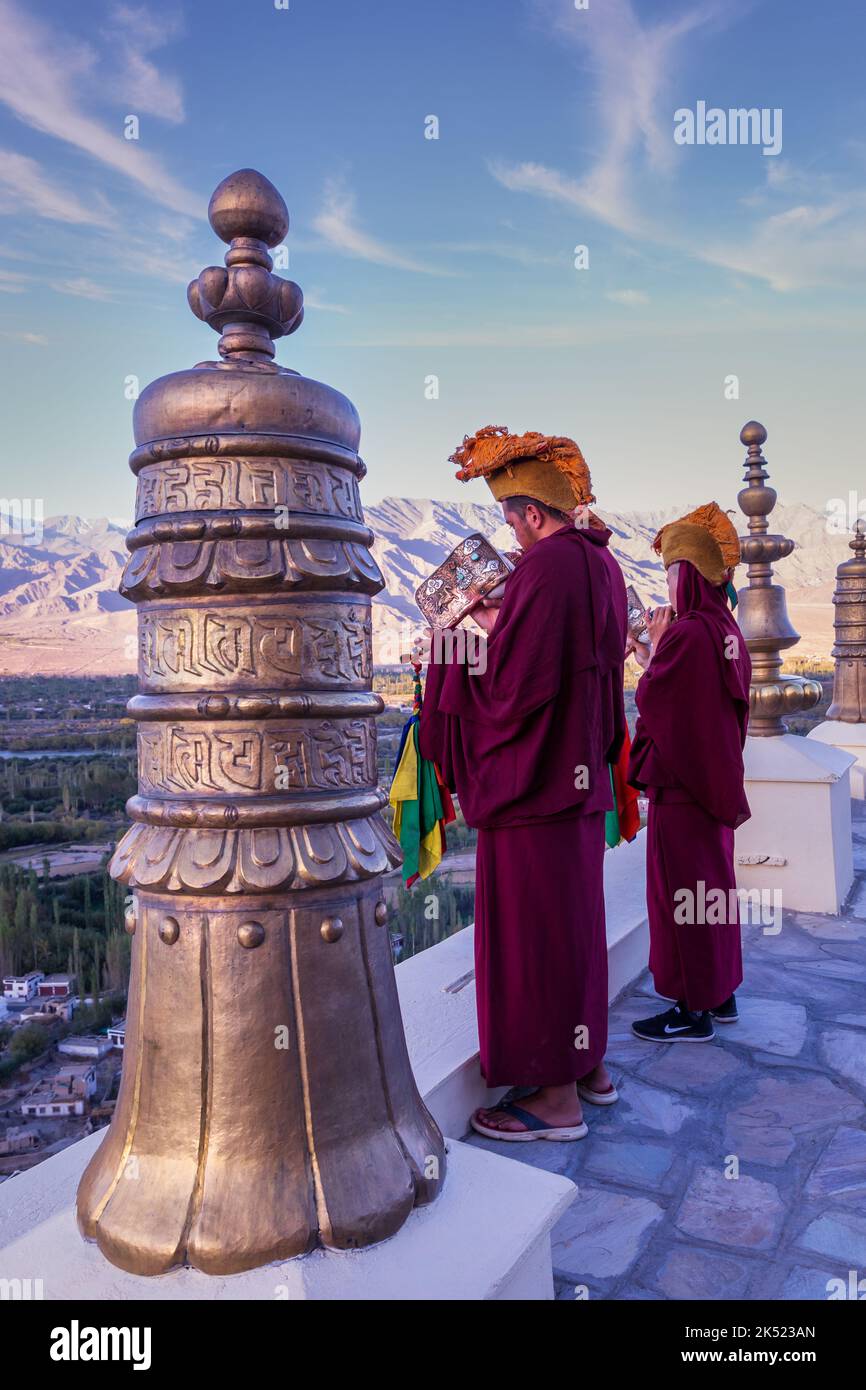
[186,168,303,362]
[208,168,289,248]
[740,420,767,448]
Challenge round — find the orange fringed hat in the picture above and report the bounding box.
[653,502,742,586]
[449,424,594,513]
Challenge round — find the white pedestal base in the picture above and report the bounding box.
[808,720,866,800]
[735,734,856,915]
[0,1129,576,1301]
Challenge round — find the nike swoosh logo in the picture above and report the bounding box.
[663,1023,693,1034]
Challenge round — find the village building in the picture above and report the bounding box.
[20,1062,97,1119]
[58,1036,113,1061]
[20,996,74,1024]
[21,1092,86,1119]
[2,972,44,1002]
[54,1063,98,1099]
[36,974,76,1000]
[0,1126,40,1156]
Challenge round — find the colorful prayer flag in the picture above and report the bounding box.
[389,661,456,886]
[605,725,642,849]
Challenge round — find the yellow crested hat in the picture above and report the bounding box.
[449,424,594,513]
[652,502,741,586]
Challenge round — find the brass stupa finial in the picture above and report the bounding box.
[187,168,304,361]
[736,420,822,736]
[827,520,866,722]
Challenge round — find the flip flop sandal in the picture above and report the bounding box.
[576,1081,618,1106]
[470,1101,588,1143]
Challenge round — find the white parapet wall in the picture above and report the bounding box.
[603,830,650,1002]
[736,734,856,915]
[397,829,649,1140]
[808,721,866,800]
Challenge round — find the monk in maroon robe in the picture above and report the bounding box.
[418,426,627,1140]
[627,504,751,1042]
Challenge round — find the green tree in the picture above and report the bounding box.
[9,1023,51,1062]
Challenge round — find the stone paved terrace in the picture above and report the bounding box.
[467,802,866,1301]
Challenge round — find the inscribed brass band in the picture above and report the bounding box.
[137,597,373,692]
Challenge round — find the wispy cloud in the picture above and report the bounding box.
[494,0,866,294]
[338,322,594,349]
[303,289,349,314]
[739,157,834,211]
[434,239,563,268]
[0,241,38,261]
[0,266,28,292]
[0,150,112,226]
[51,276,115,301]
[117,240,200,285]
[0,329,46,344]
[338,304,862,349]
[701,194,866,292]
[154,214,197,244]
[0,0,200,218]
[313,180,456,276]
[106,4,185,124]
[490,159,643,238]
[498,0,725,237]
[606,288,650,306]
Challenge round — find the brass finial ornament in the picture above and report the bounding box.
[76,170,445,1276]
[827,522,866,721]
[736,421,822,736]
[188,169,303,360]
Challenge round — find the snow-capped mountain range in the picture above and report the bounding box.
[0,499,854,675]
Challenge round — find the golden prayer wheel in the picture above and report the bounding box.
[827,523,866,721]
[736,421,822,736]
[76,169,445,1275]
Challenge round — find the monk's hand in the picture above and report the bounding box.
[647,604,673,649]
[626,634,651,670]
[404,629,433,665]
[470,600,499,634]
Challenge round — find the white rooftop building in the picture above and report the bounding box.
[54,1064,98,1099]
[58,1036,113,1061]
[21,1092,86,1119]
[36,974,76,1000]
[2,973,43,1001]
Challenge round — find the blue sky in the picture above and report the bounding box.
[0,0,864,520]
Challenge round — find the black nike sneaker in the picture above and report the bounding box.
[711,994,739,1024]
[631,1001,715,1043]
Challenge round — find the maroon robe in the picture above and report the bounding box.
[628,562,751,1012]
[419,524,627,1086]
